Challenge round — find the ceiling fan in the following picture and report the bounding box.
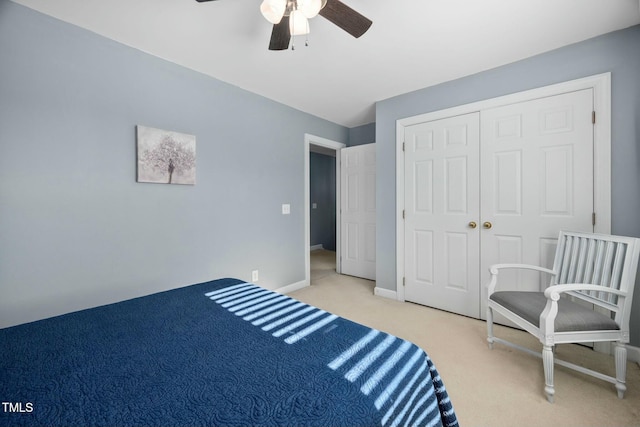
[195,0,372,51]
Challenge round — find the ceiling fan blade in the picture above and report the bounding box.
[194,0,218,2]
[319,0,372,38]
[269,17,291,51]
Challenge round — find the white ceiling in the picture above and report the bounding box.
[11,0,640,128]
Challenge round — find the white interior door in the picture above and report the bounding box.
[340,144,376,280]
[404,113,481,317]
[479,89,594,319]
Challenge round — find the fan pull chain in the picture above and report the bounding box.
[290,35,309,50]
[290,36,309,50]
[288,2,308,51]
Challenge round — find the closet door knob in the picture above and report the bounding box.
[483,221,493,229]
[468,221,477,229]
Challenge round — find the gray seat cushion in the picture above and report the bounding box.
[490,291,620,332]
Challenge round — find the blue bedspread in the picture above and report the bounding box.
[0,278,458,427]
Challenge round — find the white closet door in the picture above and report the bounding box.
[479,89,594,318]
[404,113,481,317]
[340,144,376,280]
[402,89,594,320]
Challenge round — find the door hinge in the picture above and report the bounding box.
[402,210,405,219]
[402,142,405,152]
[592,212,596,226]
[592,111,596,124]
[403,277,406,287]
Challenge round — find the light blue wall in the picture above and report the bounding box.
[375,25,640,345]
[0,1,348,327]
[310,152,336,251]
[349,123,376,146]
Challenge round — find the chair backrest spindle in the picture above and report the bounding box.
[574,237,588,283]
[566,236,580,283]
[609,243,626,303]
[583,238,597,285]
[591,240,606,295]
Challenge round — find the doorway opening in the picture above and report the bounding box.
[304,134,345,286]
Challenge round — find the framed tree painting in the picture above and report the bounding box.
[136,125,196,185]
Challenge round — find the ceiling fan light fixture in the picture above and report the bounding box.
[195,0,371,51]
[289,9,310,35]
[260,0,287,24]
[298,0,325,18]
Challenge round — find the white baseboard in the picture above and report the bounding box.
[627,344,640,364]
[274,280,309,294]
[310,244,324,251]
[374,286,397,300]
[598,342,640,363]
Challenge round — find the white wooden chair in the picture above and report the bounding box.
[486,230,640,403]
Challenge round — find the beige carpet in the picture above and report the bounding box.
[291,250,640,427]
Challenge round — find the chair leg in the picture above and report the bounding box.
[614,342,627,399]
[487,307,494,349]
[542,345,555,403]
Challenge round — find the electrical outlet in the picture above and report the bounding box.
[252,270,259,282]
[282,204,290,215]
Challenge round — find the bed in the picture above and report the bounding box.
[0,278,458,427]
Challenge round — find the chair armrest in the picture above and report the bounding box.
[539,284,626,344]
[543,284,627,301]
[486,264,556,296]
[489,263,556,276]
